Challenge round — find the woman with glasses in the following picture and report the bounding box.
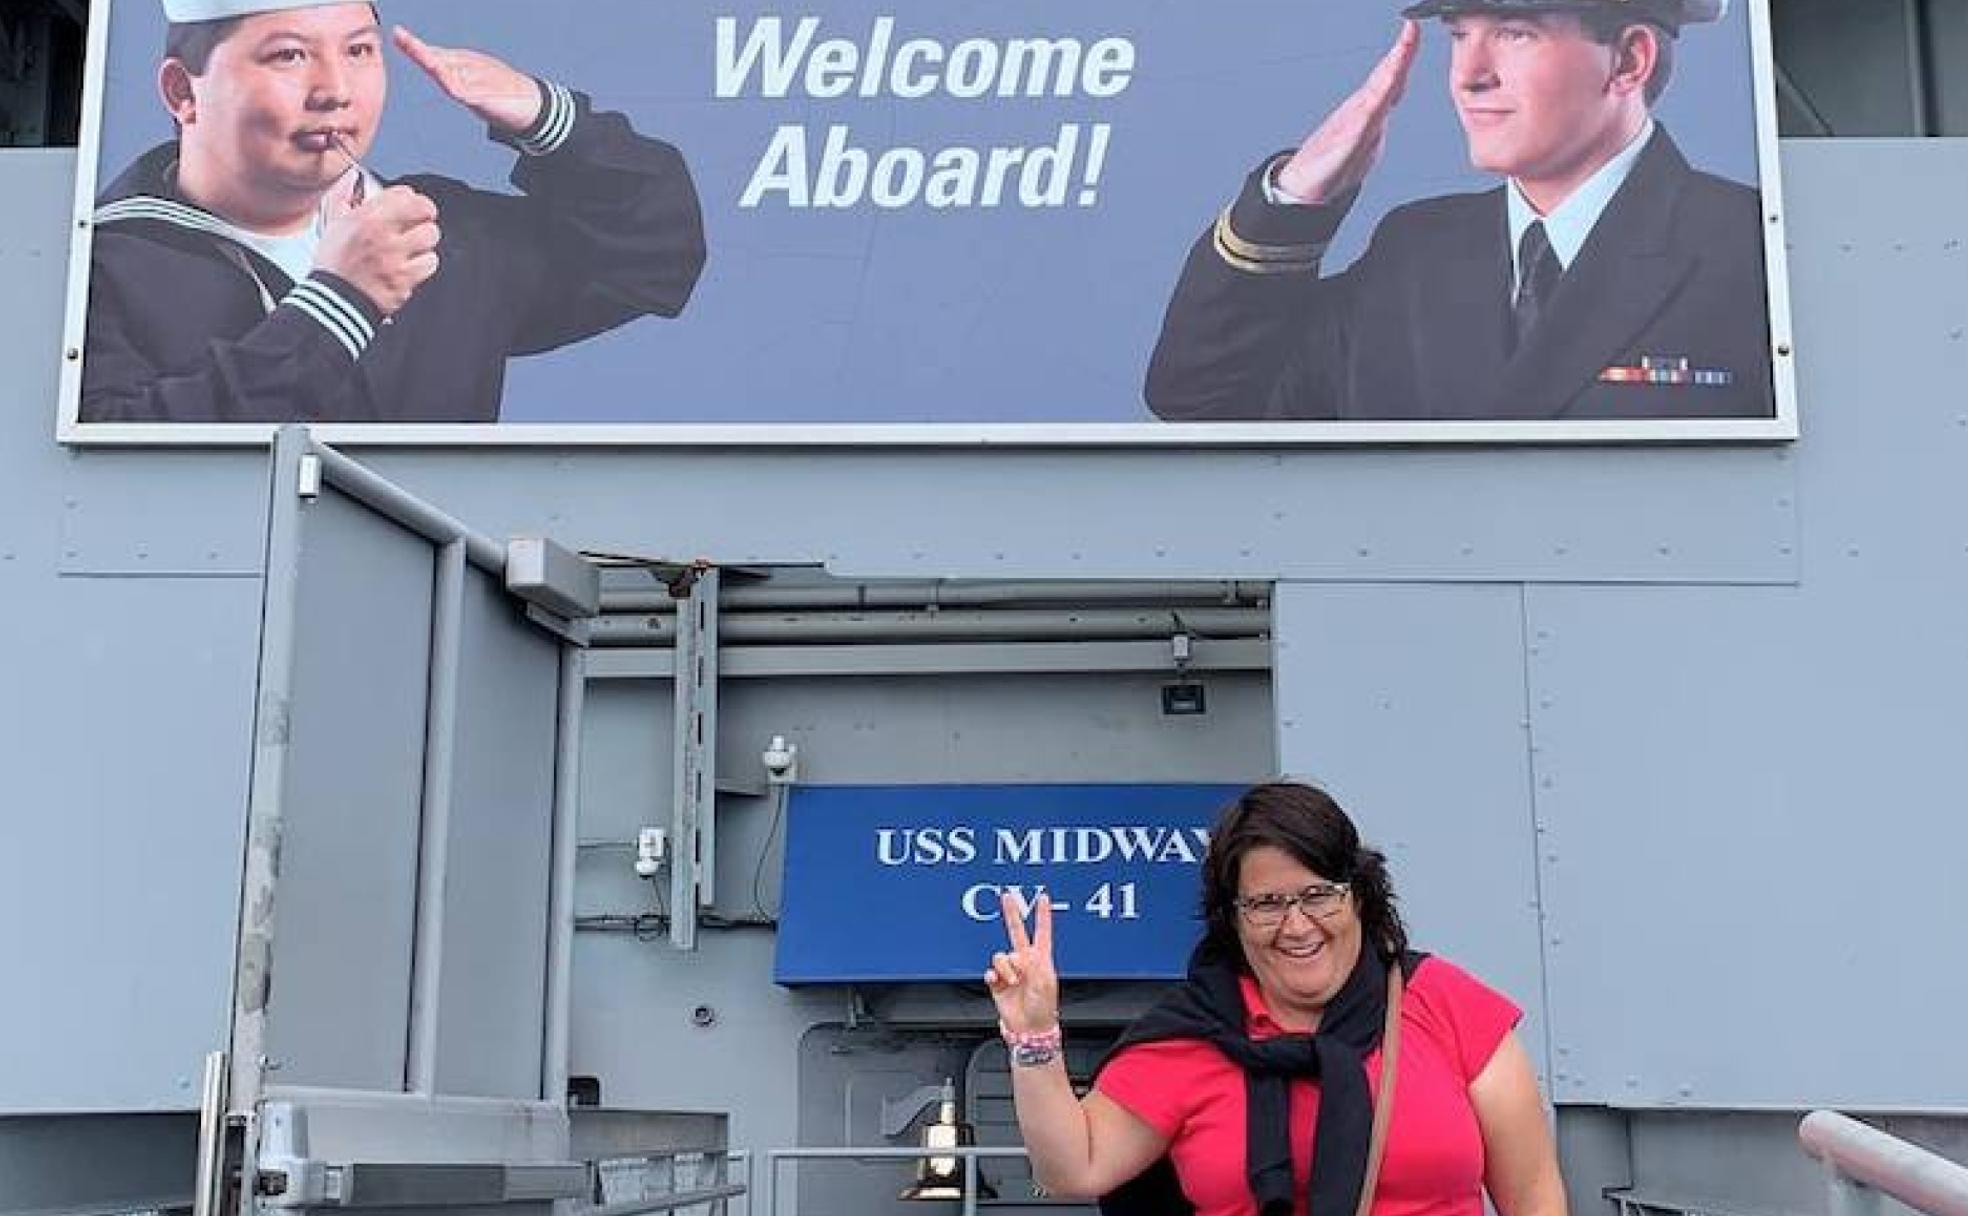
[985,782,1565,1216]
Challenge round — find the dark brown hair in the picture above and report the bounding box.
[163,17,246,76]
[1576,10,1677,105]
[1198,782,1408,965]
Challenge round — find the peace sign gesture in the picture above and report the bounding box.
[985,890,1059,1035]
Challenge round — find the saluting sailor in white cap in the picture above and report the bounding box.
[81,0,705,423]
[1144,0,1775,424]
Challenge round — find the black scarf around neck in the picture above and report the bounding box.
[1095,942,1425,1216]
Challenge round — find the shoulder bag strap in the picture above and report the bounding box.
[1352,962,1405,1216]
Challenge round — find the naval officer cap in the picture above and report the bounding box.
[1399,0,1727,32]
[163,0,368,22]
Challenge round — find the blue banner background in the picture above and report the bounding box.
[89,0,1765,425]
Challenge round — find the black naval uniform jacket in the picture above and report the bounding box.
[1144,128,1774,422]
[82,82,705,423]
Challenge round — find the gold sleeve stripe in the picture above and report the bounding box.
[1212,208,1322,274]
[1213,232,1314,275]
[1213,207,1323,263]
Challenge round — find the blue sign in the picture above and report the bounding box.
[773,783,1244,985]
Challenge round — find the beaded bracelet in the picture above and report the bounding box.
[1000,1022,1064,1068]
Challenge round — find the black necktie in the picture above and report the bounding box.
[1511,220,1561,352]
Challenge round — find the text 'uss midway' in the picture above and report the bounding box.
[875,824,1211,867]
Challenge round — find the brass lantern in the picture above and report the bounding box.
[900,1079,997,1202]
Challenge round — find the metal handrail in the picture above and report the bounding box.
[1800,1110,1968,1216]
[580,1182,749,1216]
[304,435,508,574]
[760,1145,1038,1216]
[583,1147,751,1216]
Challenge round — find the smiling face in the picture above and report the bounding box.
[164,3,385,228]
[1445,11,1654,208]
[1233,844,1366,1029]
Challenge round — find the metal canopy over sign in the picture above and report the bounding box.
[773,783,1245,984]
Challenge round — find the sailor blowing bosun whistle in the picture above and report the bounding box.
[326,132,365,205]
[81,0,706,424]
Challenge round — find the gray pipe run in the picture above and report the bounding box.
[597,579,1271,614]
[589,606,1270,647]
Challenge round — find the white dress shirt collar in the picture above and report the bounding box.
[1506,116,1655,293]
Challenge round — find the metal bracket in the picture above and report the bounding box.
[257,1101,334,1207]
[258,1163,590,1210]
[192,1051,232,1216]
[296,454,323,499]
[668,566,721,949]
[256,1102,590,1209]
[879,1084,948,1139]
[507,537,601,619]
[525,603,594,648]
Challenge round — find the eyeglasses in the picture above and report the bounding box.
[1233,882,1351,929]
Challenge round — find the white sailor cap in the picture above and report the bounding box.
[162,0,366,23]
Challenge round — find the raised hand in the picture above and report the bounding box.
[315,184,441,317]
[985,890,1060,1035]
[392,26,544,136]
[1275,21,1421,204]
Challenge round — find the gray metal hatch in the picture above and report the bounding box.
[209,428,598,1215]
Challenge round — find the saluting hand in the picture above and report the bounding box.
[393,26,545,136]
[316,185,442,318]
[1276,21,1421,204]
[985,891,1060,1035]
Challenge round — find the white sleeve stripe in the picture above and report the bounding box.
[304,279,376,344]
[286,294,364,361]
[287,290,362,357]
[518,80,576,155]
[290,279,376,345]
[544,81,576,147]
[283,279,376,359]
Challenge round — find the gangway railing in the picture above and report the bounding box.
[578,1148,752,1216]
[759,1145,1039,1216]
[1801,1110,1968,1216]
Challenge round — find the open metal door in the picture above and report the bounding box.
[205,428,599,1216]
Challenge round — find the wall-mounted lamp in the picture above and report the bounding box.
[899,1079,996,1202]
[1162,620,1207,716]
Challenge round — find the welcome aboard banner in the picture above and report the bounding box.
[61,0,1794,443]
